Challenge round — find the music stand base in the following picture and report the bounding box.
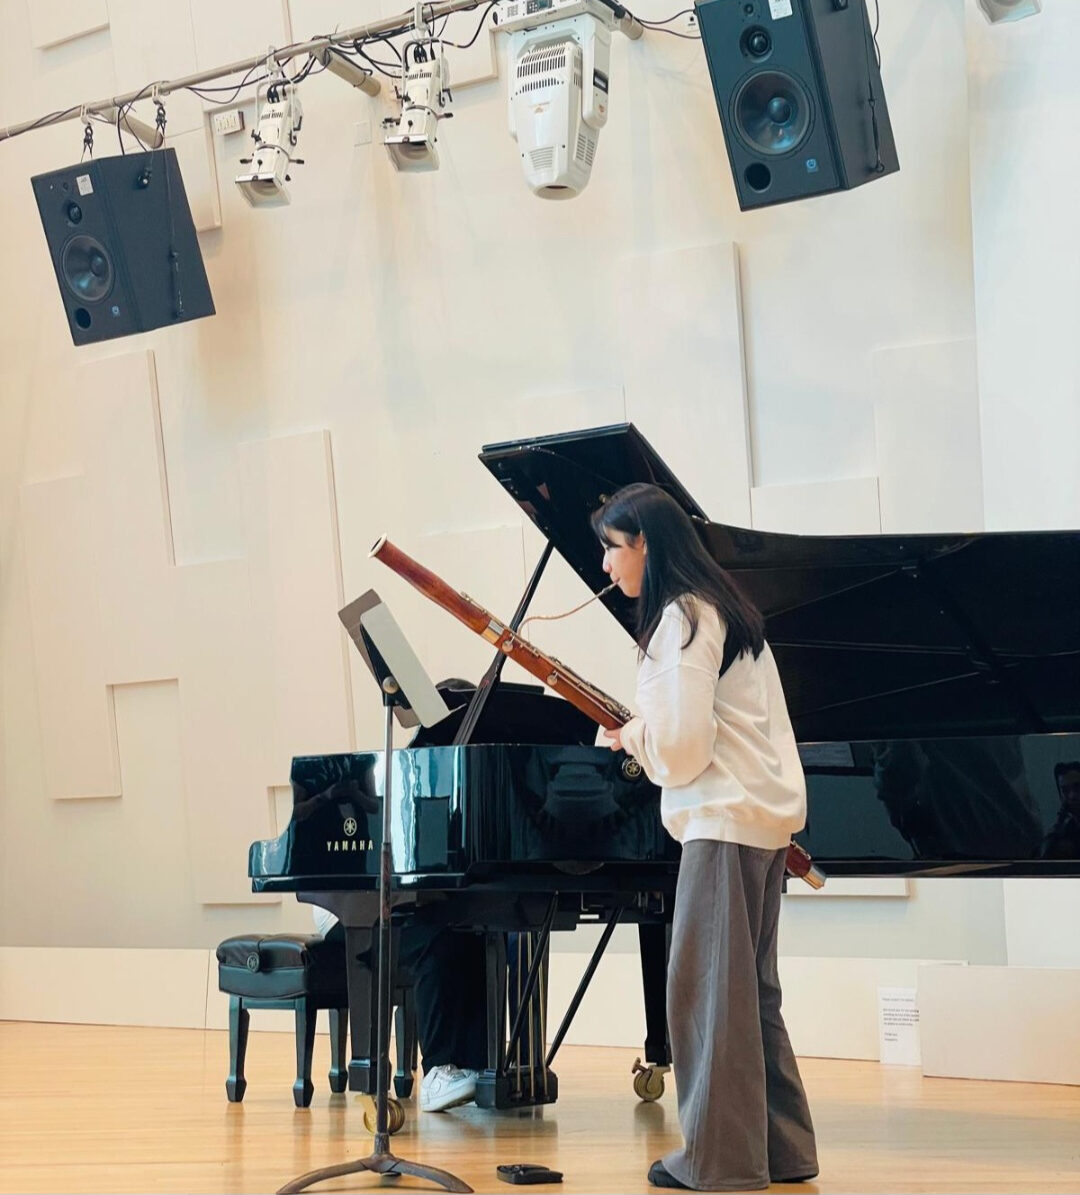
[277,685,471,1195]
[278,1143,472,1195]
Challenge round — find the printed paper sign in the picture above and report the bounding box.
[878,986,920,1066]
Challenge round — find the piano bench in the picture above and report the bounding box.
[216,933,348,1108]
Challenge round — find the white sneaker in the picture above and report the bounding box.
[419,1064,479,1112]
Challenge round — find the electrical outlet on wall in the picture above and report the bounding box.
[211,109,245,136]
[685,10,699,35]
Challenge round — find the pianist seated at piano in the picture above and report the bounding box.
[312,904,489,1112]
[593,483,818,1192]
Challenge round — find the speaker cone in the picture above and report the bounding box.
[733,71,813,156]
[61,235,114,302]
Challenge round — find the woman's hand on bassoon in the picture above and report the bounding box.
[602,726,626,752]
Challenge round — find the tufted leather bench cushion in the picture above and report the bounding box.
[216,933,346,1002]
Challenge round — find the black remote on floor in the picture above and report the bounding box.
[496,1163,564,1185]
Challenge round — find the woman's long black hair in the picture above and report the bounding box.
[591,483,765,663]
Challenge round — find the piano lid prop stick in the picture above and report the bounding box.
[369,535,825,889]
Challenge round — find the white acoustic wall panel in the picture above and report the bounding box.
[920,964,1080,1085]
[190,0,292,109]
[106,0,205,136]
[0,947,210,1028]
[286,0,388,41]
[27,0,109,49]
[24,356,85,486]
[1004,879,1080,969]
[171,122,222,232]
[553,954,950,1059]
[440,9,498,88]
[189,0,291,67]
[619,242,752,526]
[28,25,118,120]
[967,3,1080,530]
[501,386,625,447]
[20,475,120,800]
[873,339,984,534]
[547,950,645,1050]
[238,430,353,781]
[780,957,950,1061]
[751,477,881,535]
[78,351,180,684]
[271,785,294,836]
[176,560,276,905]
[786,877,908,899]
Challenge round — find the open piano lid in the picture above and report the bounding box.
[479,423,1080,743]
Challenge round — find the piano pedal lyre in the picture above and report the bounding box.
[631,1056,670,1102]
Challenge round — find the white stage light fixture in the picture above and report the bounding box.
[496,0,640,200]
[235,82,303,207]
[383,43,452,173]
[977,0,1041,22]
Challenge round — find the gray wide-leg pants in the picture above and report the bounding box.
[662,840,818,1191]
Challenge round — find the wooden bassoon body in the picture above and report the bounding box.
[370,535,824,888]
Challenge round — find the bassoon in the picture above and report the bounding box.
[370,535,825,889]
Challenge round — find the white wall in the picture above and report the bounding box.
[967,1,1080,533]
[0,0,1075,973]
[965,0,1080,967]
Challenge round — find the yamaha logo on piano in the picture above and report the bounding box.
[327,817,373,851]
[326,838,374,851]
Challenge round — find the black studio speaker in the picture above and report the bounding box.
[695,0,899,210]
[31,149,215,345]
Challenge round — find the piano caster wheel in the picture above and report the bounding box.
[361,1095,406,1135]
[631,1057,668,1102]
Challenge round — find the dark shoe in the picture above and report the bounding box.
[771,1173,818,1184]
[648,1161,690,1189]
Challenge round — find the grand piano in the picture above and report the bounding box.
[250,423,1080,1110]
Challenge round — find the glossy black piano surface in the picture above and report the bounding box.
[248,423,1080,1110]
[251,740,678,888]
[252,422,1080,891]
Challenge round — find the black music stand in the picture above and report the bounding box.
[278,592,469,1195]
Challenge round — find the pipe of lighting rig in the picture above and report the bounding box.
[98,106,165,149]
[317,47,383,96]
[0,0,487,143]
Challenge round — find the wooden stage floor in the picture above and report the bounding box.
[1,1022,1077,1193]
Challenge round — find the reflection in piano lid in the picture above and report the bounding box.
[252,424,1080,906]
[247,423,1080,1119]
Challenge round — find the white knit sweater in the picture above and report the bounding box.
[620,597,806,849]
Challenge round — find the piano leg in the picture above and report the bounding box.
[344,924,381,1095]
[328,1007,348,1093]
[394,986,418,1098]
[638,921,672,1068]
[479,930,507,1089]
[293,997,318,1108]
[226,995,249,1102]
